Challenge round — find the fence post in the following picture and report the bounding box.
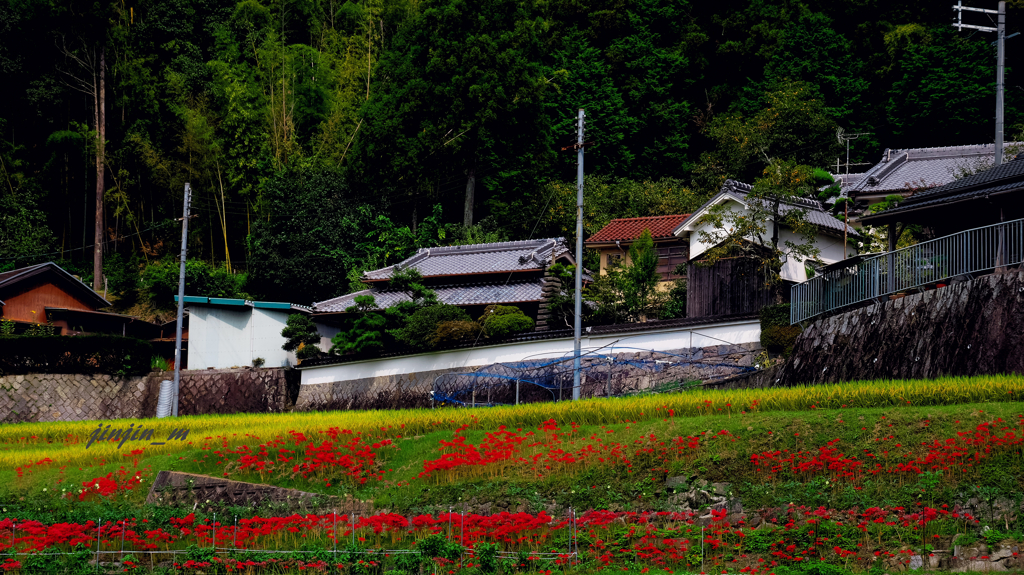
[95,518,101,574]
[515,379,519,405]
[606,361,612,397]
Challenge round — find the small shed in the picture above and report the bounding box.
[178,296,334,369]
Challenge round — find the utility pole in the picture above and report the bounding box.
[835,129,870,259]
[559,110,590,401]
[573,109,585,401]
[953,1,1008,165]
[171,183,192,417]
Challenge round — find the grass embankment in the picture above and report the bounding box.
[2,375,1024,574]
[0,375,1022,516]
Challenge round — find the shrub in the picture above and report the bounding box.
[429,320,481,346]
[477,305,534,339]
[281,314,322,359]
[759,303,799,354]
[393,305,472,349]
[761,325,802,355]
[759,303,791,329]
[0,335,154,376]
[660,277,687,319]
[141,257,248,308]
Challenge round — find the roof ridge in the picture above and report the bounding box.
[605,214,689,222]
[423,237,559,252]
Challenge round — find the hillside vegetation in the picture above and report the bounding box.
[3,0,1023,309]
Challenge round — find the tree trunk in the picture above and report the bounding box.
[93,47,105,292]
[463,167,475,227]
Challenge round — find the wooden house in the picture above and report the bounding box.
[584,214,690,290]
[673,180,860,318]
[0,262,157,338]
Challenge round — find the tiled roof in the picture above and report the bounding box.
[685,179,859,238]
[860,155,1024,223]
[848,144,1019,196]
[362,238,571,281]
[585,215,690,244]
[313,279,544,313]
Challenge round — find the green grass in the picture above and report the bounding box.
[4,377,1024,574]
[3,396,1023,523]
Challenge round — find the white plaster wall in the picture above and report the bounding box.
[187,307,252,369]
[299,318,760,386]
[778,229,857,283]
[316,322,342,354]
[686,199,752,260]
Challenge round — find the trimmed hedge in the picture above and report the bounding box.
[0,335,154,376]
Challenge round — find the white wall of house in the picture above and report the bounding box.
[297,316,760,387]
[681,198,856,283]
[317,323,342,354]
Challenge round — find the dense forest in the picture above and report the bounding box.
[1,0,1021,313]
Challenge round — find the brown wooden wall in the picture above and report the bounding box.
[0,277,99,324]
[686,257,775,318]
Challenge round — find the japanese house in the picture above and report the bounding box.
[312,238,577,331]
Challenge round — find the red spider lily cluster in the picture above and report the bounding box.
[13,458,51,481]
[750,418,1024,486]
[76,468,145,501]
[419,419,707,482]
[0,504,988,573]
[197,428,394,487]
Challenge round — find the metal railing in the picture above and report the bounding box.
[791,218,1024,324]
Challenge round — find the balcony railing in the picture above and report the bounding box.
[790,218,1024,324]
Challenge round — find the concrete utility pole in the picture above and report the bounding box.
[172,183,192,417]
[573,109,585,401]
[835,129,870,259]
[953,1,1008,165]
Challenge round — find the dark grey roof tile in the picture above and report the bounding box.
[849,144,1019,196]
[313,279,544,313]
[363,238,571,281]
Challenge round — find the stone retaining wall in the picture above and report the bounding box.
[0,367,298,423]
[0,373,150,423]
[778,270,1024,385]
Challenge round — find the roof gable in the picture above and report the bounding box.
[676,179,859,238]
[0,262,110,309]
[362,238,572,282]
[585,214,690,244]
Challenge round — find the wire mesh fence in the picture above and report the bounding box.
[431,347,758,407]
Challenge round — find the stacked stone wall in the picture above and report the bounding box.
[0,367,298,423]
[777,270,1024,385]
[0,373,150,423]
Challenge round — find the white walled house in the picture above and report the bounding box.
[674,179,859,283]
[178,296,337,369]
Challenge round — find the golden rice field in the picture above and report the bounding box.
[1,374,1021,470]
